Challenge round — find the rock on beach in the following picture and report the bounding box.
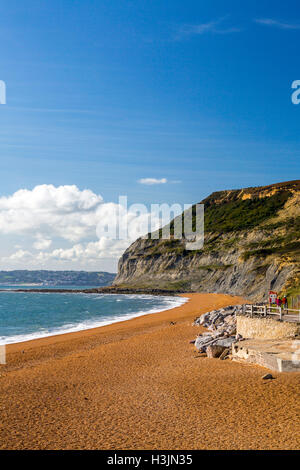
[193,305,245,357]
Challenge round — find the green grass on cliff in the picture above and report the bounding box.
[142,188,296,260]
[263,215,300,232]
[166,190,291,236]
[199,191,291,233]
[143,194,297,259]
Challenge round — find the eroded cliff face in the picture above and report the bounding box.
[114,180,300,301]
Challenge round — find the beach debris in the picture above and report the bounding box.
[192,305,245,356]
[262,374,274,380]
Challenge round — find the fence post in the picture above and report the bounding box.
[279,307,282,321]
[264,305,267,317]
[251,305,253,318]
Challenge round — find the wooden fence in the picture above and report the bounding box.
[244,304,300,323]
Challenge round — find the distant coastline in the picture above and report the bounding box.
[0,270,116,287]
[0,286,184,296]
[0,283,43,286]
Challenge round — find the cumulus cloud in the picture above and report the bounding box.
[0,184,110,242]
[138,178,167,185]
[0,184,101,212]
[9,249,32,261]
[0,184,104,242]
[33,239,52,250]
[33,234,52,250]
[4,239,132,267]
[42,239,129,262]
[0,184,169,269]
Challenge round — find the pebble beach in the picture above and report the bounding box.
[0,293,299,450]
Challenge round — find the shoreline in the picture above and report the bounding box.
[1,293,188,346]
[4,293,206,356]
[1,292,299,450]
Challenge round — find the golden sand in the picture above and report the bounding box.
[0,293,299,450]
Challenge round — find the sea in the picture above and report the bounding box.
[0,285,187,345]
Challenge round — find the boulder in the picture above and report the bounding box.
[214,337,237,348]
[206,345,226,358]
[194,336,214,351]
[224,315,235,324]
[262,374,274,380]
[192,305,245,358]
[219,348,230,360]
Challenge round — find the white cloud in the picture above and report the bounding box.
[9,249,32,261]
[42,239,129,262]
[4,239,132,267]
[138,178,167,185]
[254,18,300,30]
[0,184,104,242]
[0,184,170,270]
[0,184,101,212]
[33,234,52,250]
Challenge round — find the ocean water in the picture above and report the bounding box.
[0,284,102,290]
[0,288,187,345]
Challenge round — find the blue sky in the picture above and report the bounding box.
[0,0,299,271]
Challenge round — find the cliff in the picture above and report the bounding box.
[114,180,300,301]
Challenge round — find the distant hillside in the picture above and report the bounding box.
[114,180,300,302]
[0,270,116,286]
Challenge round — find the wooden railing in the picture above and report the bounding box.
[243,304,300,322]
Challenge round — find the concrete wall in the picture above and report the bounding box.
[236,315,300,340]
[232,339,300,372]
